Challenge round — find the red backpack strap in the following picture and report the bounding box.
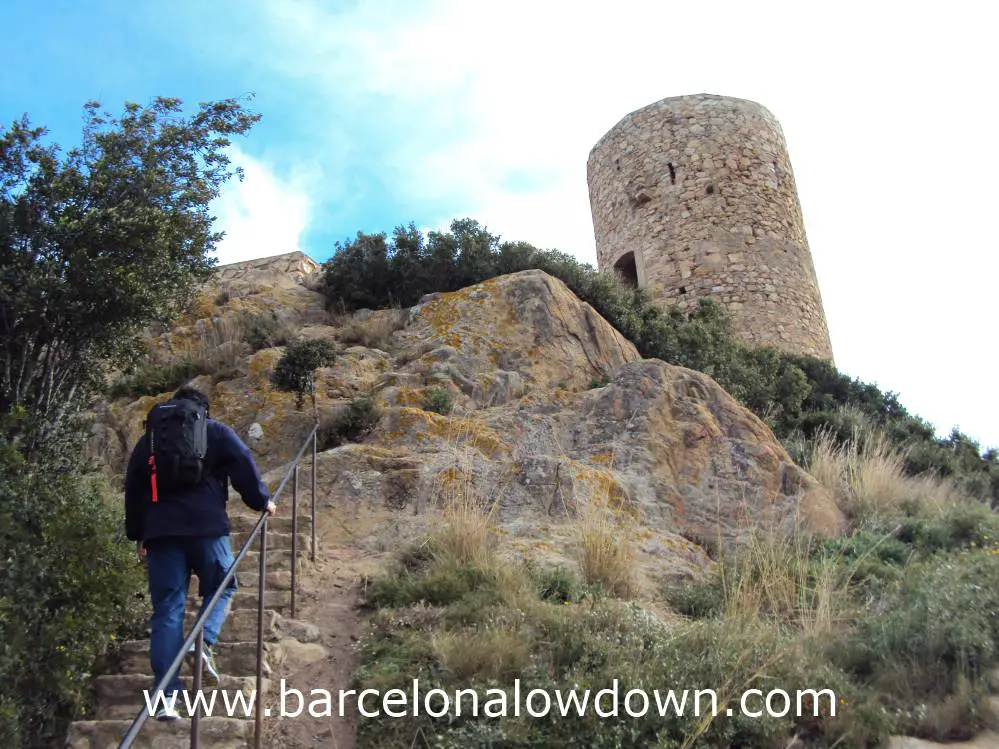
[147,426,159,503]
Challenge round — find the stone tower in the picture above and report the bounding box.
[586,93,833,361]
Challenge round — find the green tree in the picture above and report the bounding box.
[0,96,261,747]
[0,96,260,452]
[272,338,338,411]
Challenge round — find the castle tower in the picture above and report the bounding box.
[586,93,834,361]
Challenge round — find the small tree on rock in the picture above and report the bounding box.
[272,339,338,412]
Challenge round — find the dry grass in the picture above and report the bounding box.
[719,528,850,635]
[431,471,497,568]
[162,316,250,382]
[808,425,966,521]
[236,309,300,350]
[432,626,532,682]
[574,498,638,598]
[423,420,510,569]
[338,308,408,350]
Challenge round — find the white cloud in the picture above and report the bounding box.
[209,146,311,265]
[255,0,998,446]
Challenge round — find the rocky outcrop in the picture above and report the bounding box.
[216,250,322,287]
[387,270,641,408]
[93,261,844,593]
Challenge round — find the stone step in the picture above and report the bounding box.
[65,716,253,749]
[186,570,293,597]
[114,640,285,678]
[183,608,281,643]
[187,588,291,613]
[243,549,300,572]
[229,496,316,519]
[230,530,312,553]
[234,570,293,591]
[92,673,266,720]
[229,514,311,536]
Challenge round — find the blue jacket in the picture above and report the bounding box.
[124,420,270,543]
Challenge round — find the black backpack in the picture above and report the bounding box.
[144,398,210,501]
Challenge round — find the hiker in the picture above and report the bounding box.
[124,385,275,720]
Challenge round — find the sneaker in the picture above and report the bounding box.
[187,643,221,687]
[153,703,180,721]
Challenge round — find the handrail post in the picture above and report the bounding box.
[254,518,267,749]
[311,429,317,563]
[291,463,299,619]
[191,628,204,748]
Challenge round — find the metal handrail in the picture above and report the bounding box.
[117,423,319,749]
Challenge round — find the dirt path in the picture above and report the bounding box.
[262,551,369,749]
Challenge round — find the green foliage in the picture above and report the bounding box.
[664,576,726,619]
[108,356,204,399]
[0,96,266,747]
[589,374,611,389]
[272,339,337,408]
[1,96,260,452]
[529,565,586,604]
[664,504,999,742]
[320,218,998,502]
[319,396,382,450]
[834,550,999,739]
[360,559,500,610]
[422,387,454,415]
[353,550,890,749]
[0,443,146,748]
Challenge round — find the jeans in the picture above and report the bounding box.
[145,536,237,696]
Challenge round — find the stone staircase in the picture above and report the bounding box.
[65,502,319,749]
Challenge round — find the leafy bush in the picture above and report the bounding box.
[319,396,382,449]
[1,97,259,453]
[665,577,726,619]
[1,96,261,748]
[360,559,500,610]
[529,565,586,604]
[422,387,454,415]
[0,443,146,748]
[833,550,999,739]
[272,339,338,408]
[109,357,204,398]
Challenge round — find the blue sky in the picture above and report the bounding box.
[3,0,997,450]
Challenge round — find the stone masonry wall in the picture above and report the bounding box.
[218,250,320,283]
[586,94,833,361]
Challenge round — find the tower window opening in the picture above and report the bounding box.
[613,252,639,288]
[668,163,677,185]
[706,184,715,195]
[679,286,688,295]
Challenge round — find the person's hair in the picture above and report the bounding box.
[173,385,210,413]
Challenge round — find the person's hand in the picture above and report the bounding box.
[137,541,147,561]
[264,501,277,516]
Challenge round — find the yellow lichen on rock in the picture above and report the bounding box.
[87,257,845,594]
[391,407,509,458]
